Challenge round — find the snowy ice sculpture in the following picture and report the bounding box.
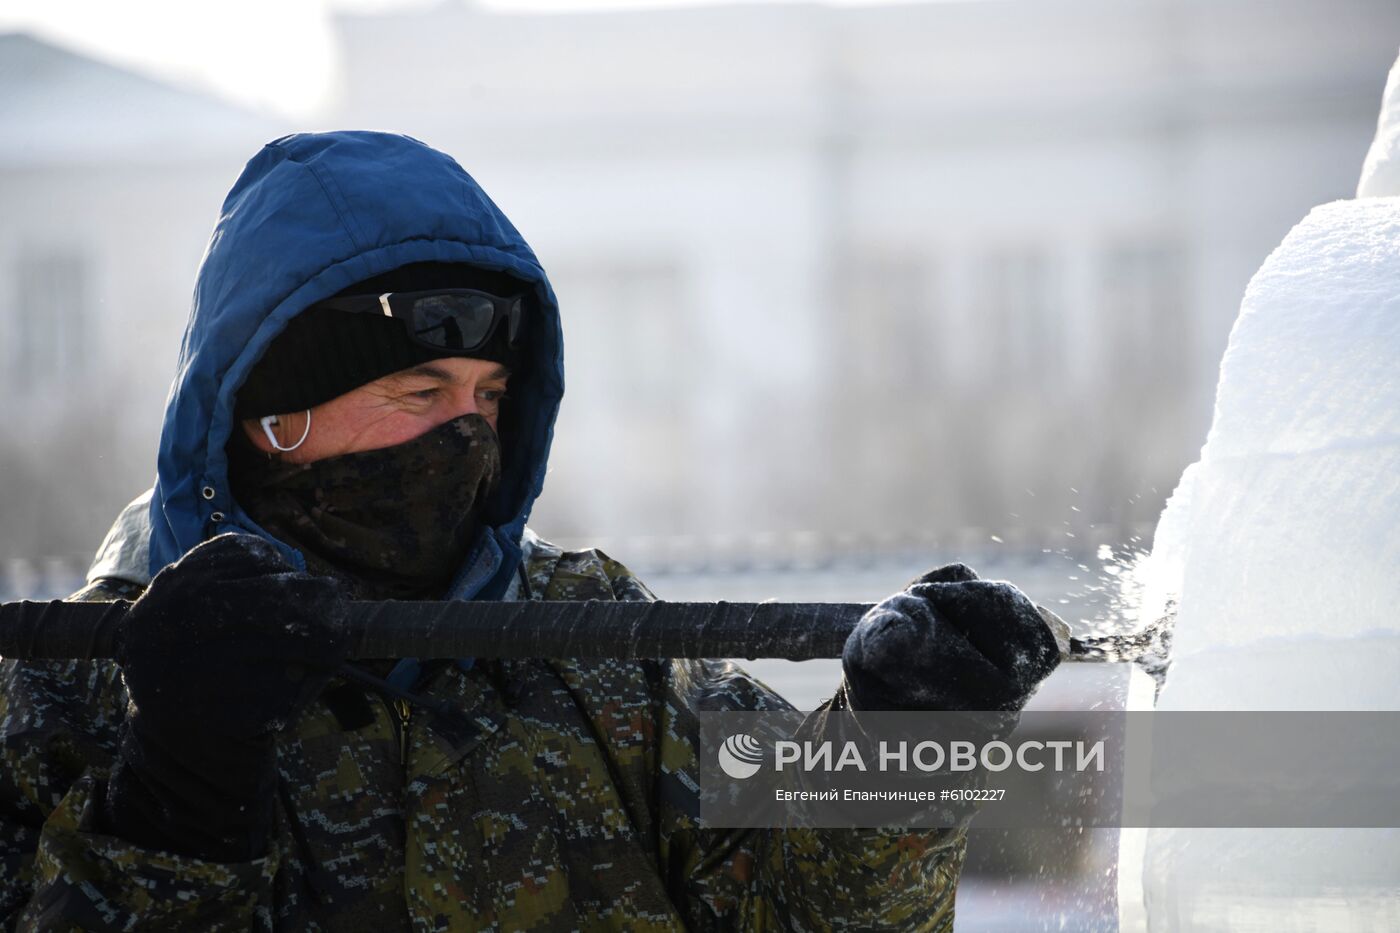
[1120,50,1400,932]
[1359,50,1400,198]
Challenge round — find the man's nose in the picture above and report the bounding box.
[448,383,492,420]
[449,387,481,419]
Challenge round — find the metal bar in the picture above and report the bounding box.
[0,597,1139,664]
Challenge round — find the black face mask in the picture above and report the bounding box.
[229,414,502,600]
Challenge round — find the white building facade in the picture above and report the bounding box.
[0,33,282,570]
[3,1,1398,574]
[329,0,1400,557]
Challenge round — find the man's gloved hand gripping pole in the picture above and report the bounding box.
[841,562,1065,711]
[102,534,350,861]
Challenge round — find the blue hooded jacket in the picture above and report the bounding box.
[146,131,563,601]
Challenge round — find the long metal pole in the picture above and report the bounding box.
[0,597,1145,664]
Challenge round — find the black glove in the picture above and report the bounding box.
[841,563,1061,711]
[103,533,349,861]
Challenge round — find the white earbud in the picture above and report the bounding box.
[260,410,312,452]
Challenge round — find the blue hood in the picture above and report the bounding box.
[148,131,563,599]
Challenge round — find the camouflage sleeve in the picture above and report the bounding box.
[0,656,122,927]
[17,775,278,932]
[572,551,967,931]
[0,583,277,931]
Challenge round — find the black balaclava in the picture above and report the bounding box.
[229,414,500,600]
[229,263,525,599]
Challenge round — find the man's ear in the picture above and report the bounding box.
[241,417,275,454]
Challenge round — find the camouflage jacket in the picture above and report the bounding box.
[0,537,964,931]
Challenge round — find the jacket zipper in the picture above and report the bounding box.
[394,697,412,767]
[338,665,421,769]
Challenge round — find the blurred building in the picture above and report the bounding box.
[0,32,282,570]
[330,0,1400,559]
[3,2,1398,578]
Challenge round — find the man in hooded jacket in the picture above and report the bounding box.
[0,132,1061,931]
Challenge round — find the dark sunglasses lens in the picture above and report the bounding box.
[406,294,496,350]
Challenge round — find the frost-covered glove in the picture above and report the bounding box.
[103,533,349,861]
[841,563,1062,711]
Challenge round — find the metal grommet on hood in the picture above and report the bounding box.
[210,511,226,523]
[202,486,216,500]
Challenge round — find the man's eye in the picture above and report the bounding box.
[409,388,439,400]
[479,389,507,403]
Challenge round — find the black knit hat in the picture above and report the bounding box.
[236,263,528,418]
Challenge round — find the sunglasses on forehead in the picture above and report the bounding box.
[316,288,524,354]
